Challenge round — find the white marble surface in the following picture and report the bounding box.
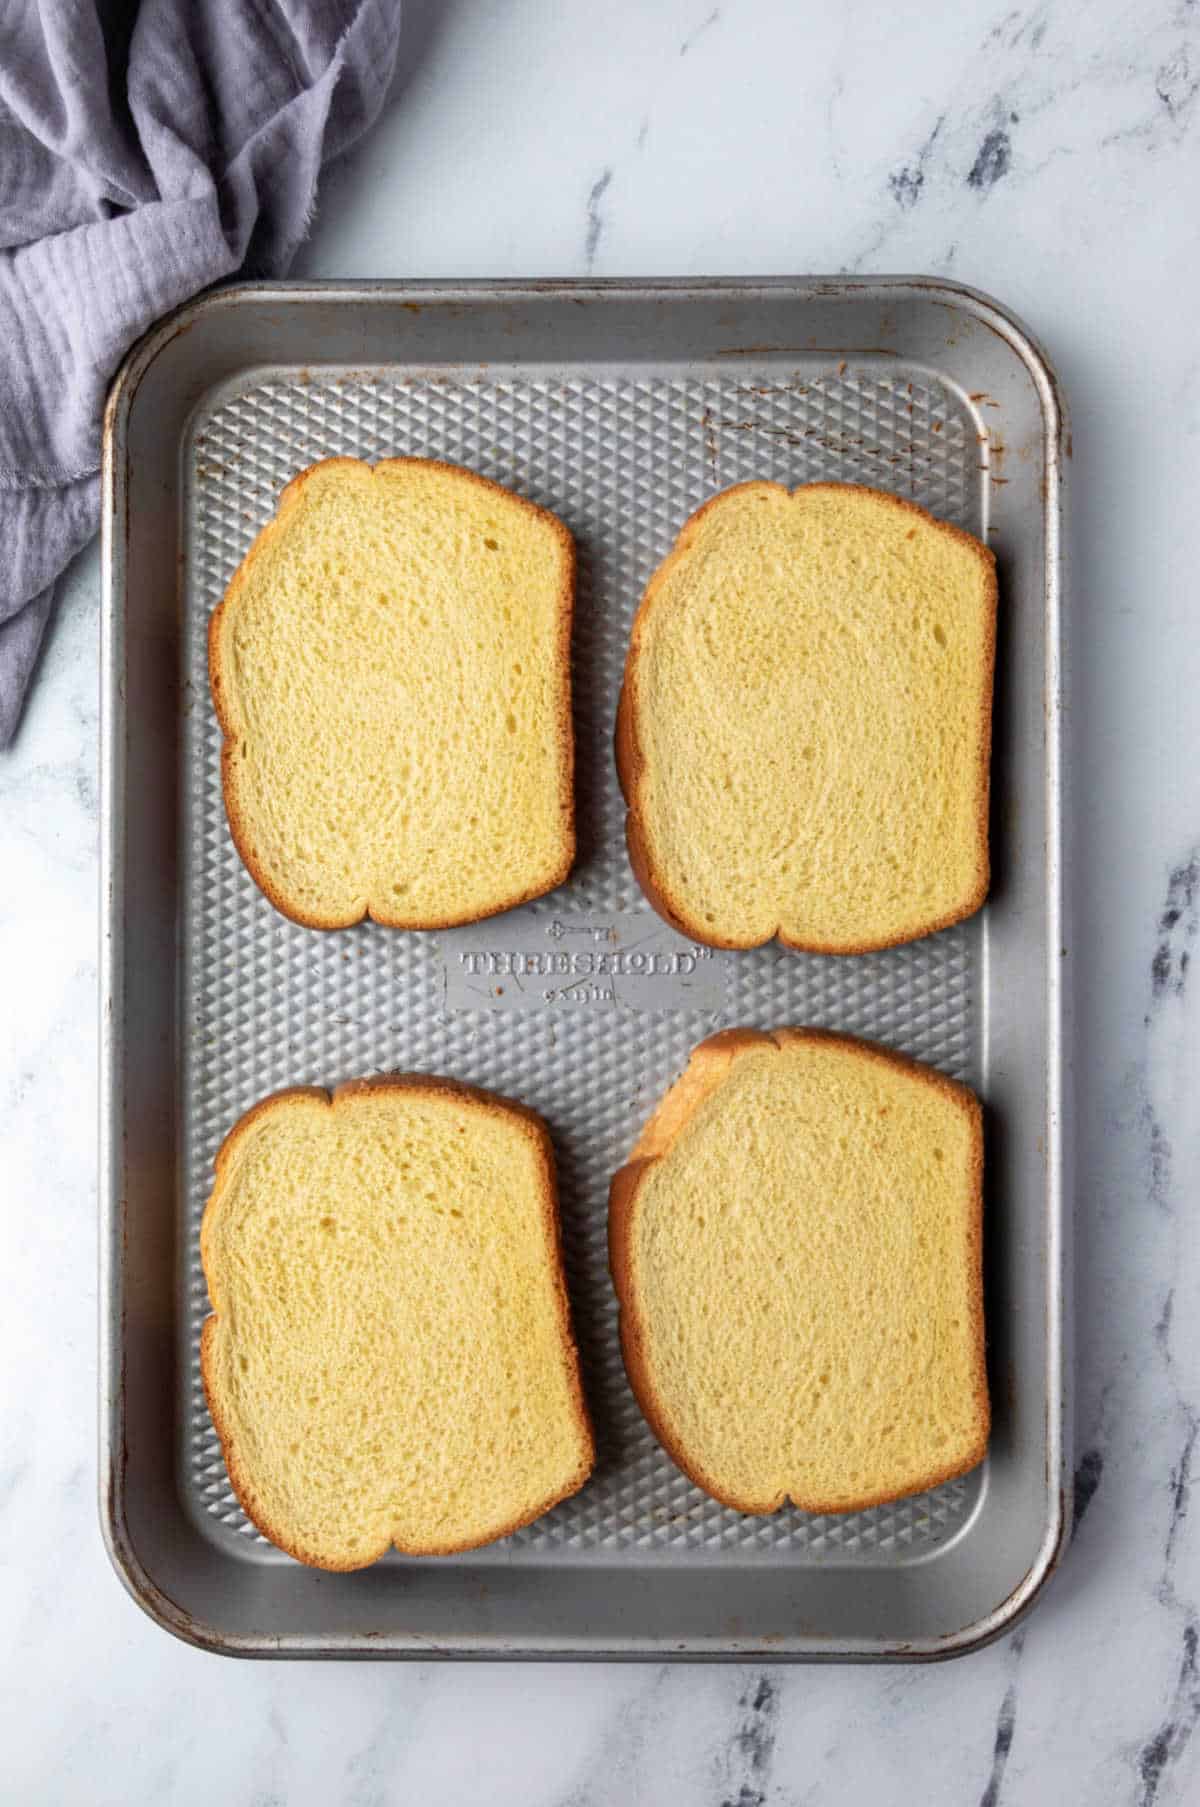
[2,0,1199,1798]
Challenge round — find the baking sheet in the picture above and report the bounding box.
[102,280,1069,1656]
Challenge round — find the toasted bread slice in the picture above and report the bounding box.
[617,482,997,952]
[209,457,575,928]
[609,1028,988,1514]
[201,1077,594,1568]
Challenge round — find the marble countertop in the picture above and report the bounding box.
[3,0,1198,1799]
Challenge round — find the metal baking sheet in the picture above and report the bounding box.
[100,279,1070,1659]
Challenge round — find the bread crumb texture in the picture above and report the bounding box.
[620,482,996,951]
[611,1028,989,1515]
[201,1080,594,1567]
[210,458,575,928]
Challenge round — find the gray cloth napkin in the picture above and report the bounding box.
[0,0,402,746]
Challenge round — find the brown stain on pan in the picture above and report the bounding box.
[714,344,898,358]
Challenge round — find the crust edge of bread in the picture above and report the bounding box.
[608,1026,991,1517]
[209,456,577,932]
[615,480,999,955]
[200,1074,596,1569]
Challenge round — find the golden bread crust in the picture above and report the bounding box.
[201,1074,595,1568]
[615,481,998,953]
[608,1026,989,1516]
[209,457,576,930]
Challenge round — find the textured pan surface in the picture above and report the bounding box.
[182,357,986,1563]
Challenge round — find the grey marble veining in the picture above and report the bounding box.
[3,0,1200,1799]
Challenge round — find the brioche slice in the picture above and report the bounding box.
[209,457,575,928]
[609,1029,988,1514]
[617,481,997,952]
[201,1077,594,1568]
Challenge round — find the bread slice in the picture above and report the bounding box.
[201,1077,594,1567]
[209,457,575,928]
[616,481,997,952]
[609,1028,988,1514]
